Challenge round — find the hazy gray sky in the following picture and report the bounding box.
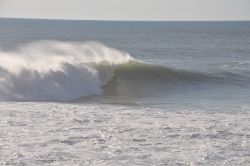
[0,0,249,21]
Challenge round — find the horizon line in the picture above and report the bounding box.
[0,17,250,22]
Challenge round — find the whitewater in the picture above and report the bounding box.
[0,41,132,101]
[0,19,250,165]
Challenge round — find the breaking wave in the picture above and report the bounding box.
[0,40,248,101]
[0,41,131,101]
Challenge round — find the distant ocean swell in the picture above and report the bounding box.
[0,41,248,101]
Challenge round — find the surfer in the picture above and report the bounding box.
[111,74,119,86]
[102,73,120,94]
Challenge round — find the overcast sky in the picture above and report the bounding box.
[0,0,249,21]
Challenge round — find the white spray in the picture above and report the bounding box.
[0,41,132,101]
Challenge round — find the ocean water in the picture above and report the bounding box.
[0,18,250,165]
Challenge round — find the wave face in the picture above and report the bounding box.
[102,62,250,97]
[0,41,131,101]
[100,62,214,96]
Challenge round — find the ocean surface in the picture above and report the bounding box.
[0,18,250,165]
